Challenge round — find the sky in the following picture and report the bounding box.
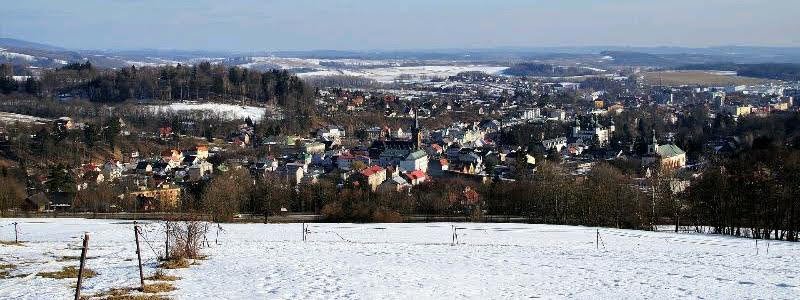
[1,0,798,51]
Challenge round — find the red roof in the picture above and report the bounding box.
[361,165,384,177]
[406,170,426,180]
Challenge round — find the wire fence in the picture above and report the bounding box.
[2,220,790,263]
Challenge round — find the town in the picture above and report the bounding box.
[3,1,800,299]
[1,54,799,237]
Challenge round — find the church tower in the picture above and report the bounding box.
[647,129,658,155]
[412,107,422,150]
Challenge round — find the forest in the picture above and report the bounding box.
[0,61,315,110]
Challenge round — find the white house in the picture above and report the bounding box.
[399,150,429,173]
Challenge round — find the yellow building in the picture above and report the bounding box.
[128,186,181,210]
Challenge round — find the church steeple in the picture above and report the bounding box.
[412,106,421,150]
[648,129,658,155]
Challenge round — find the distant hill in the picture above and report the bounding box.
[503,63,599,77]
[0,37,66,52]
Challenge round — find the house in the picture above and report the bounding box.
[23,192,50,212]
[354,165,387,192]
[379,149,411,167]
[317,126,346,143]
[250,157,279,176]
[102,161,125,181]
[403,170,427,185]
[281,162,307,184]
[724,105,752,117]
[127,185,181,210]
[541,137,568,152]
[158,126,173,139]
[188,161,214,181]
[179,154,196,165]
[135,161,153,174]
[378,175,411,193]
[572,115,615,146]
[399,150,429,173]
[189,145,209,160]
[303,142,326,154]
[426,144,444,157]
[161,149,184,164]
[336,154,371,171]
[364,127,384,140]
[520,108,541,120]
[55,117,75,131]
[547,109,566,121]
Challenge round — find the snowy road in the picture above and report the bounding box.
[1,219,798,299]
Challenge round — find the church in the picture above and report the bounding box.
[642,130,686,170]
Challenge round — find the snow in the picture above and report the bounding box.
[297,65,509,83]
[2,218,799,299]
[147,102,276,121]
[234,56,507,83]
[0,112,50,124]
[0,49,37,62]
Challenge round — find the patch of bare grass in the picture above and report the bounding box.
[159,258,189,269]
[0,241,24,246]
[0,263,16,279]
[89,287,169,300]
[38,266,97,279]
[145,270,180,281]
[142,282,176,293]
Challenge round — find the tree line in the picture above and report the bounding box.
[1,61,315,111]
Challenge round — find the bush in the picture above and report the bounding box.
[166,219,209,260]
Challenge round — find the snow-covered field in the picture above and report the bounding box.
[0,48,36,62]
[147,102,277,121]
[1,218,799,299]
[297,65,509,83]
[0,112,51,124]
[235,56,508,83]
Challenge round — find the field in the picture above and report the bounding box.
[1,218,799,299]
[147,102,282,121]
[641,71,775,86]
[296,65,509,83]
[0,112,50,125]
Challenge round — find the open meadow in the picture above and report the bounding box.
[1,218,799,299]
[641,71,776,86]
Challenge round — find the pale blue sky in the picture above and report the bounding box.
[1,0,798,51]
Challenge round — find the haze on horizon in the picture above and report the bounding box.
[1,0,798,52]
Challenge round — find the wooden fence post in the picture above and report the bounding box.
[596,229,599,250]
[134,221,144,291]
[164,222,170,261]
[13,222,18,243]
[302,223,305,241]
[75,232,89,300]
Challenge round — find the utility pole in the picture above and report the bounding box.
[165,222,170,261]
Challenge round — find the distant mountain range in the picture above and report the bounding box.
[2,37,800,70]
